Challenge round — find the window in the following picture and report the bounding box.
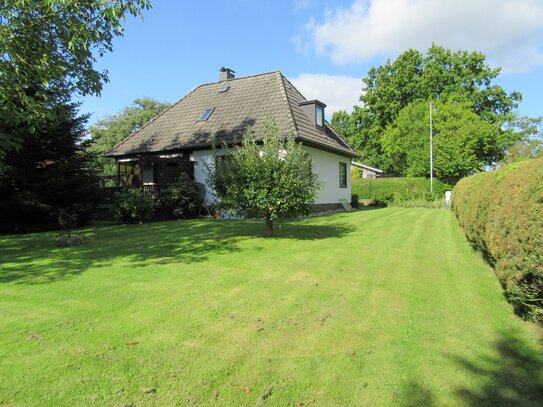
[199,107,214,121]
[316,105,324,128]
[119,161,140,188]
[218,85,230,93]
[339,162,347,188]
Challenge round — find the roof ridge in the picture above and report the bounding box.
[106,83,207,156]
[195,70,282,89]
[277,72,299,136]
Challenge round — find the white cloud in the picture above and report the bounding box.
[289,74,363,116]
[306,0,543,72]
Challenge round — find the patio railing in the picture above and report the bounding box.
[142,184,161,204]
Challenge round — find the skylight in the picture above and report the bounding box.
[218,85,230,93]
[199,107,214,121]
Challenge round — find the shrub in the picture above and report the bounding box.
[113,189,154,223]
[453,157,543,323]
[161,174,202,218]
[389,197,448,209]
[351,177,449,206]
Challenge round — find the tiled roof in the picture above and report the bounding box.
[106,71,358,158]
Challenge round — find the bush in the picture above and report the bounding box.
[453,157,543,323]
[161,174,202,218]
[389,197,448,209]
[351,177,449,206]
[113,189,154,223]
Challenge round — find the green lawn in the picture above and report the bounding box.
[0,208,541,406]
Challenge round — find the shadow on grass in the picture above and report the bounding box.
[394,329,543,407]
[0,217,355,284]
[398,381,436,407]
[450,329,543,407]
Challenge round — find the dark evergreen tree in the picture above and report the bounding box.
[0,98,99,233]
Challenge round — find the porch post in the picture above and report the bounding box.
[115,160,120,186]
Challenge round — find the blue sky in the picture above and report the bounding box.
[80,0,543,124]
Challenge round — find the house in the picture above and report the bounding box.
[106,68,359,210]
[351,162,384,179]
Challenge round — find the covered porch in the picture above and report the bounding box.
[116,152,195,203]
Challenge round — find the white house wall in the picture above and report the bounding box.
[301,145,351,204]
[190,146,351,206]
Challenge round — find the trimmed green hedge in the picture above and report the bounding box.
[453,158,543,323]
[352,177,448,206]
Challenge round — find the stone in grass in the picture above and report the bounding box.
[256,386,273,405]
[55,233,85,247]
[27,333,42,341]
[141,387,156,394]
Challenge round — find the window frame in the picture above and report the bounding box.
[315,105,324,128]
[339,161,347,188]
[199,107,214,121]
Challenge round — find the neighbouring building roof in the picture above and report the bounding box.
[106,71,358,158]
[351,162,384,173]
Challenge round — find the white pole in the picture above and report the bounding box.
[430,101,434,194]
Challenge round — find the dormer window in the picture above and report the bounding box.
[316,105,324,128]
[299,100,326,132]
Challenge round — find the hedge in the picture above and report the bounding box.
[352,177,448,206]
[453,157,543,323]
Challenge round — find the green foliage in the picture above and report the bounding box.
[350,166,363,179]
[382,99,511,184]
[209,121,320,236]
[331,107,386,169]
[0,0,151,162]
[501,115,543,165]
[113,189,154,224]
[161,174,202,219]
[362,45,520,129]
[88,98,170,181]
[352,177,449,206]
[0,100,99,233]
[389,197,449,209]
[453,157,543,323]
[332,45,521,174]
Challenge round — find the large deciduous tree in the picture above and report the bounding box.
[331,45,522,174]
[501,115,543,164]
[381,99,510,184]
[209,121,320,237]
[88,97,170,181]
[0,0,151,167]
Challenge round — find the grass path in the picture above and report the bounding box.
[0,208,541,406]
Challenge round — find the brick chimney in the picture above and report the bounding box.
[219,67,235,81]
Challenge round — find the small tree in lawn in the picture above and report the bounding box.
[209,121,320,237]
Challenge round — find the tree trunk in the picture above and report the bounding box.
[265,213,273,237]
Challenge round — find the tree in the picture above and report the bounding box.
[332,45,521,173]
[0,99,99,233]
[381,98,512,184]
[501,115,543,164]
[208,121,320,237]
[331,107,392,170]
[88,97,170,181]
[0,0,151,165]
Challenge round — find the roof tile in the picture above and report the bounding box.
[107,71,358,158]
